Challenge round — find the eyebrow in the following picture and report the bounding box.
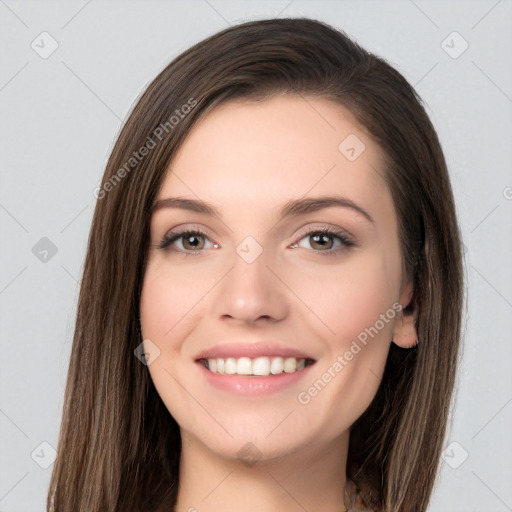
[152,195,374,224]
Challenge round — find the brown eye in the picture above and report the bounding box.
[292,227,355,257]
[181,233,206,250]
[308,232,335,250]
[159,230,214,254]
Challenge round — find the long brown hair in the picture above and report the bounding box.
[47,17,464,512]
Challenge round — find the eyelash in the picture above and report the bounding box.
[158,226,355,257]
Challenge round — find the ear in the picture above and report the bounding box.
[392,281,418,348]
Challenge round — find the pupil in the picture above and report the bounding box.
[312,233,332,249]
[185,235,202,249]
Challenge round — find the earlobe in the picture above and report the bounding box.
[393,310,418,348]
[393,284,418,348]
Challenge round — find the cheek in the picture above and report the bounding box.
[285,251,400,349]
[139,263,209,424]
[139,261,211,341]
[140,271,178,341]
[293,253,399,437]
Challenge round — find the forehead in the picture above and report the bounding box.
[157,95,393,222]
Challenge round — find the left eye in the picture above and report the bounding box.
[292,229,355,254]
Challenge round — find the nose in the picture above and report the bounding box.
[212,245,289,325]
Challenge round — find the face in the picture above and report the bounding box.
[140,94,414,462]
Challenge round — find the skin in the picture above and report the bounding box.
[140,94,418,512]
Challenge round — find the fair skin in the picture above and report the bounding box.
[140,94,418,512]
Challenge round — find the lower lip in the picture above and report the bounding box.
[196,362,315,396]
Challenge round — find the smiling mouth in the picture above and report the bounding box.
[197,356,316,376]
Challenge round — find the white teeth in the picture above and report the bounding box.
[203,356,310,376]
[224,357,237,374]
[283,357,297,373]
[236,357,252,375]
[252,356,270,375]
[270,357,284,374]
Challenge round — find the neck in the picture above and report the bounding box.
[173,429,350,512]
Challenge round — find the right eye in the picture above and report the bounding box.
[159,229,217,255]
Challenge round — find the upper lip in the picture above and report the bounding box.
[194,342,316,361]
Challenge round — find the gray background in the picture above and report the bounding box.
[1,0,511,510]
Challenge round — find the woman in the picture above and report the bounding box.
[47,17,464,512]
